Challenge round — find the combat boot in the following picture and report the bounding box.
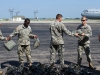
[20,61,24,66]
[28,63,32,66]
[77,58,82,66]
[50,61,55,65]
[50,62,55,68]
[77,61,82,66]
[60,64,64,69]
[89,62,94,69]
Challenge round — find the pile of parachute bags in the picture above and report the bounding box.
[5,63,95,75]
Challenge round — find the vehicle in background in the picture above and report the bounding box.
[81,9,100,19]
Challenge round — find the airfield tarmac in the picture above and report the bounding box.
[0,22,100,75]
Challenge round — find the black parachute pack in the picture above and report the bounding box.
[63,63,94,75]
[5,62,94,75]
[5,65,31,75]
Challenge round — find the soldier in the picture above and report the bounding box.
[7,18,37,66]
[0,30,7,41]
[49,14,77,68]
[0,23,7,70]
[0,23,7,40]
[75,16,94,69]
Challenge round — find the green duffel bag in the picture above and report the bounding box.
[33,38,40,49]
[4,40,16,51]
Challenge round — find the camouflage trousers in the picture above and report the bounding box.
[50,44,64,66]
[17,45,32,63]
[77,44,92,65]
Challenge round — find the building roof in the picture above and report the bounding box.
[13,16,25,18]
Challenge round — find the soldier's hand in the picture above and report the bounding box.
[7,36,11,41]
[81,33,85,36]
[33,35,37,38]
[5,37,8,41]
[75,33,79,37]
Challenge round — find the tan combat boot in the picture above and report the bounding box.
[89,62,94,69]
[77,58,82,66]
[20,61,24,66]
[77,62,81,66]
[28,63,32,66]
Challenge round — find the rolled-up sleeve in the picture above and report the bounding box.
[10,28,19,37]
[29,28,34,39]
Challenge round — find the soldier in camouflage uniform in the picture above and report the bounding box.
[7,18,37,66]
[76,16,94,69]
[49,14,77,68]
[0,24,7,40]
[0,24,7,69]
[0,30,6,41]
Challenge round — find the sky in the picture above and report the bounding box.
[0,0,100,18]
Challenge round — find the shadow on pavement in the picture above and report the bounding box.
[1,60,20,69]
[65,60,100,75]
[1,60,40,69]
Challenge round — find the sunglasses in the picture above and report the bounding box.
[81,20,86,21]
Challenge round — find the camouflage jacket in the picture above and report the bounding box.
[50,21,74,45]
[77,24,92,44]
[0,30,6,40]
[10,24,34,45]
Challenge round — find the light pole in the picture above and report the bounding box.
[9,8,14,21]
[15,11,20,17]
[33,10,38,20]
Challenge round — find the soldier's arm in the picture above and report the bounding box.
[84,26,92,37]
[10,28,19,38]
[29,28,37,39]
[0,30,6,41]
[0,36,6,41]
[6,27,19,40]
[0,24,6,40]
[0,35,6,41]
[6,27,19,41]
[29,33,37,39]
[61,24,74,36]
[49,24,56,38]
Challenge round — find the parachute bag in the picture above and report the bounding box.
[72,29,83,35]
[4,40,16,51]
[33,38,40,49]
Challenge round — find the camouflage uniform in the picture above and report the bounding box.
[77,24,92,65]
[49,21,74,66]
[0,30,6,40]
[10,25,34,63]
